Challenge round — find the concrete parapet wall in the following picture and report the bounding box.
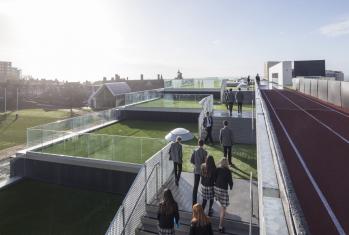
[341,82,349,108]
[310,79,318,97]
[222,91,255,104]
[256,88,291,235]
[208,114,256,144]
[292,78,349,109]
[11,152,139,194]
[327,80,341,106]
[304,79,311,95]
[317,80,328,101]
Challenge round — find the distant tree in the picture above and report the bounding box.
[103,77,107,83]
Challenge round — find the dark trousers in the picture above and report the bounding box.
[238,102,243,114]
[223,146,233,164]
[228,102,234,116]
[174,162,182,182]
[204,127,213,144]
[202,199,214,211]
[192,174,201,205]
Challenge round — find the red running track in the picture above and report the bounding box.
[261,89,349,235]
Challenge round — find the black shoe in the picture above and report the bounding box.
[219,227,225,233]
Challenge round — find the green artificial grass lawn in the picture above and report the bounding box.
[0,109,71,151]
[134,98,201,109]
[43,120,257,179]
[0,179,122,235]
[134,98,254,113]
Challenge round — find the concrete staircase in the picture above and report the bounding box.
[136,204,259,235]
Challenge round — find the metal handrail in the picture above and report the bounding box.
[249,172,253,235]
[120,162,160,235]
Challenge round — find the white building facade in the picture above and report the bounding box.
[268,61,293,86]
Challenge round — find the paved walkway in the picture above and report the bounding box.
[151,172,259,224]
[213,110,253,118]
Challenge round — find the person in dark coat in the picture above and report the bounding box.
[227,88,235,116]
[157,189,180,235]
[219,120,234,167]
[255,73,260,85]
[235,88,244,115]
[191,139,207,205]
[169,136,183,186]
[214,158,233,233]
[224,90,229,110]
[189,203,214,235]
[203,112,213,144]
[247,75,251,86]
[200,156,216,216]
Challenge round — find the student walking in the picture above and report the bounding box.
[255,73,260,85]
[227,89,235,116]
[169,136,183,186]
[189,204,214,235]
[235,88,244,115]
[157,189,180,235]
[224,90,229,110]
[200,156,216,216]
[203,112,213,144]
[191,139,208,205]
[214,158,233,233]
[219,120,234,167]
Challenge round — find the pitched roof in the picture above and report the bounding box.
[88,82,131,103]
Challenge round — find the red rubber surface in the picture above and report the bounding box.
[261,89,349,235]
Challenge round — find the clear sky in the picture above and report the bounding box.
[0,0,349,81]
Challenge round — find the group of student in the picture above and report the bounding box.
[223,88,244,116]
[223,74,261,117]
[157,120,235,234]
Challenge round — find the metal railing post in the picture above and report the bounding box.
[252,99,254,130]
[160,151,163,185]
[249,172,253,235]
[156,164,159,200]
[122,206,126,235]
[144,164,148,204]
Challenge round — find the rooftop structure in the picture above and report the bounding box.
[0,61,21,82]
[88,82,131,109]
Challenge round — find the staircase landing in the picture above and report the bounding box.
[150,172,259,225]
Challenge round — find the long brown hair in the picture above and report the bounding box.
[192,203,210,226]
[159,188,176,215]
[201,155,216,178]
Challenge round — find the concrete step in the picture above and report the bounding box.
[143,204,258,235]
[137,216,239,235]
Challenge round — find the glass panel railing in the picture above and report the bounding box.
[32,131,167,164]
[164,78,224,89]
[133,93,211,109]
[124,89,163,105]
